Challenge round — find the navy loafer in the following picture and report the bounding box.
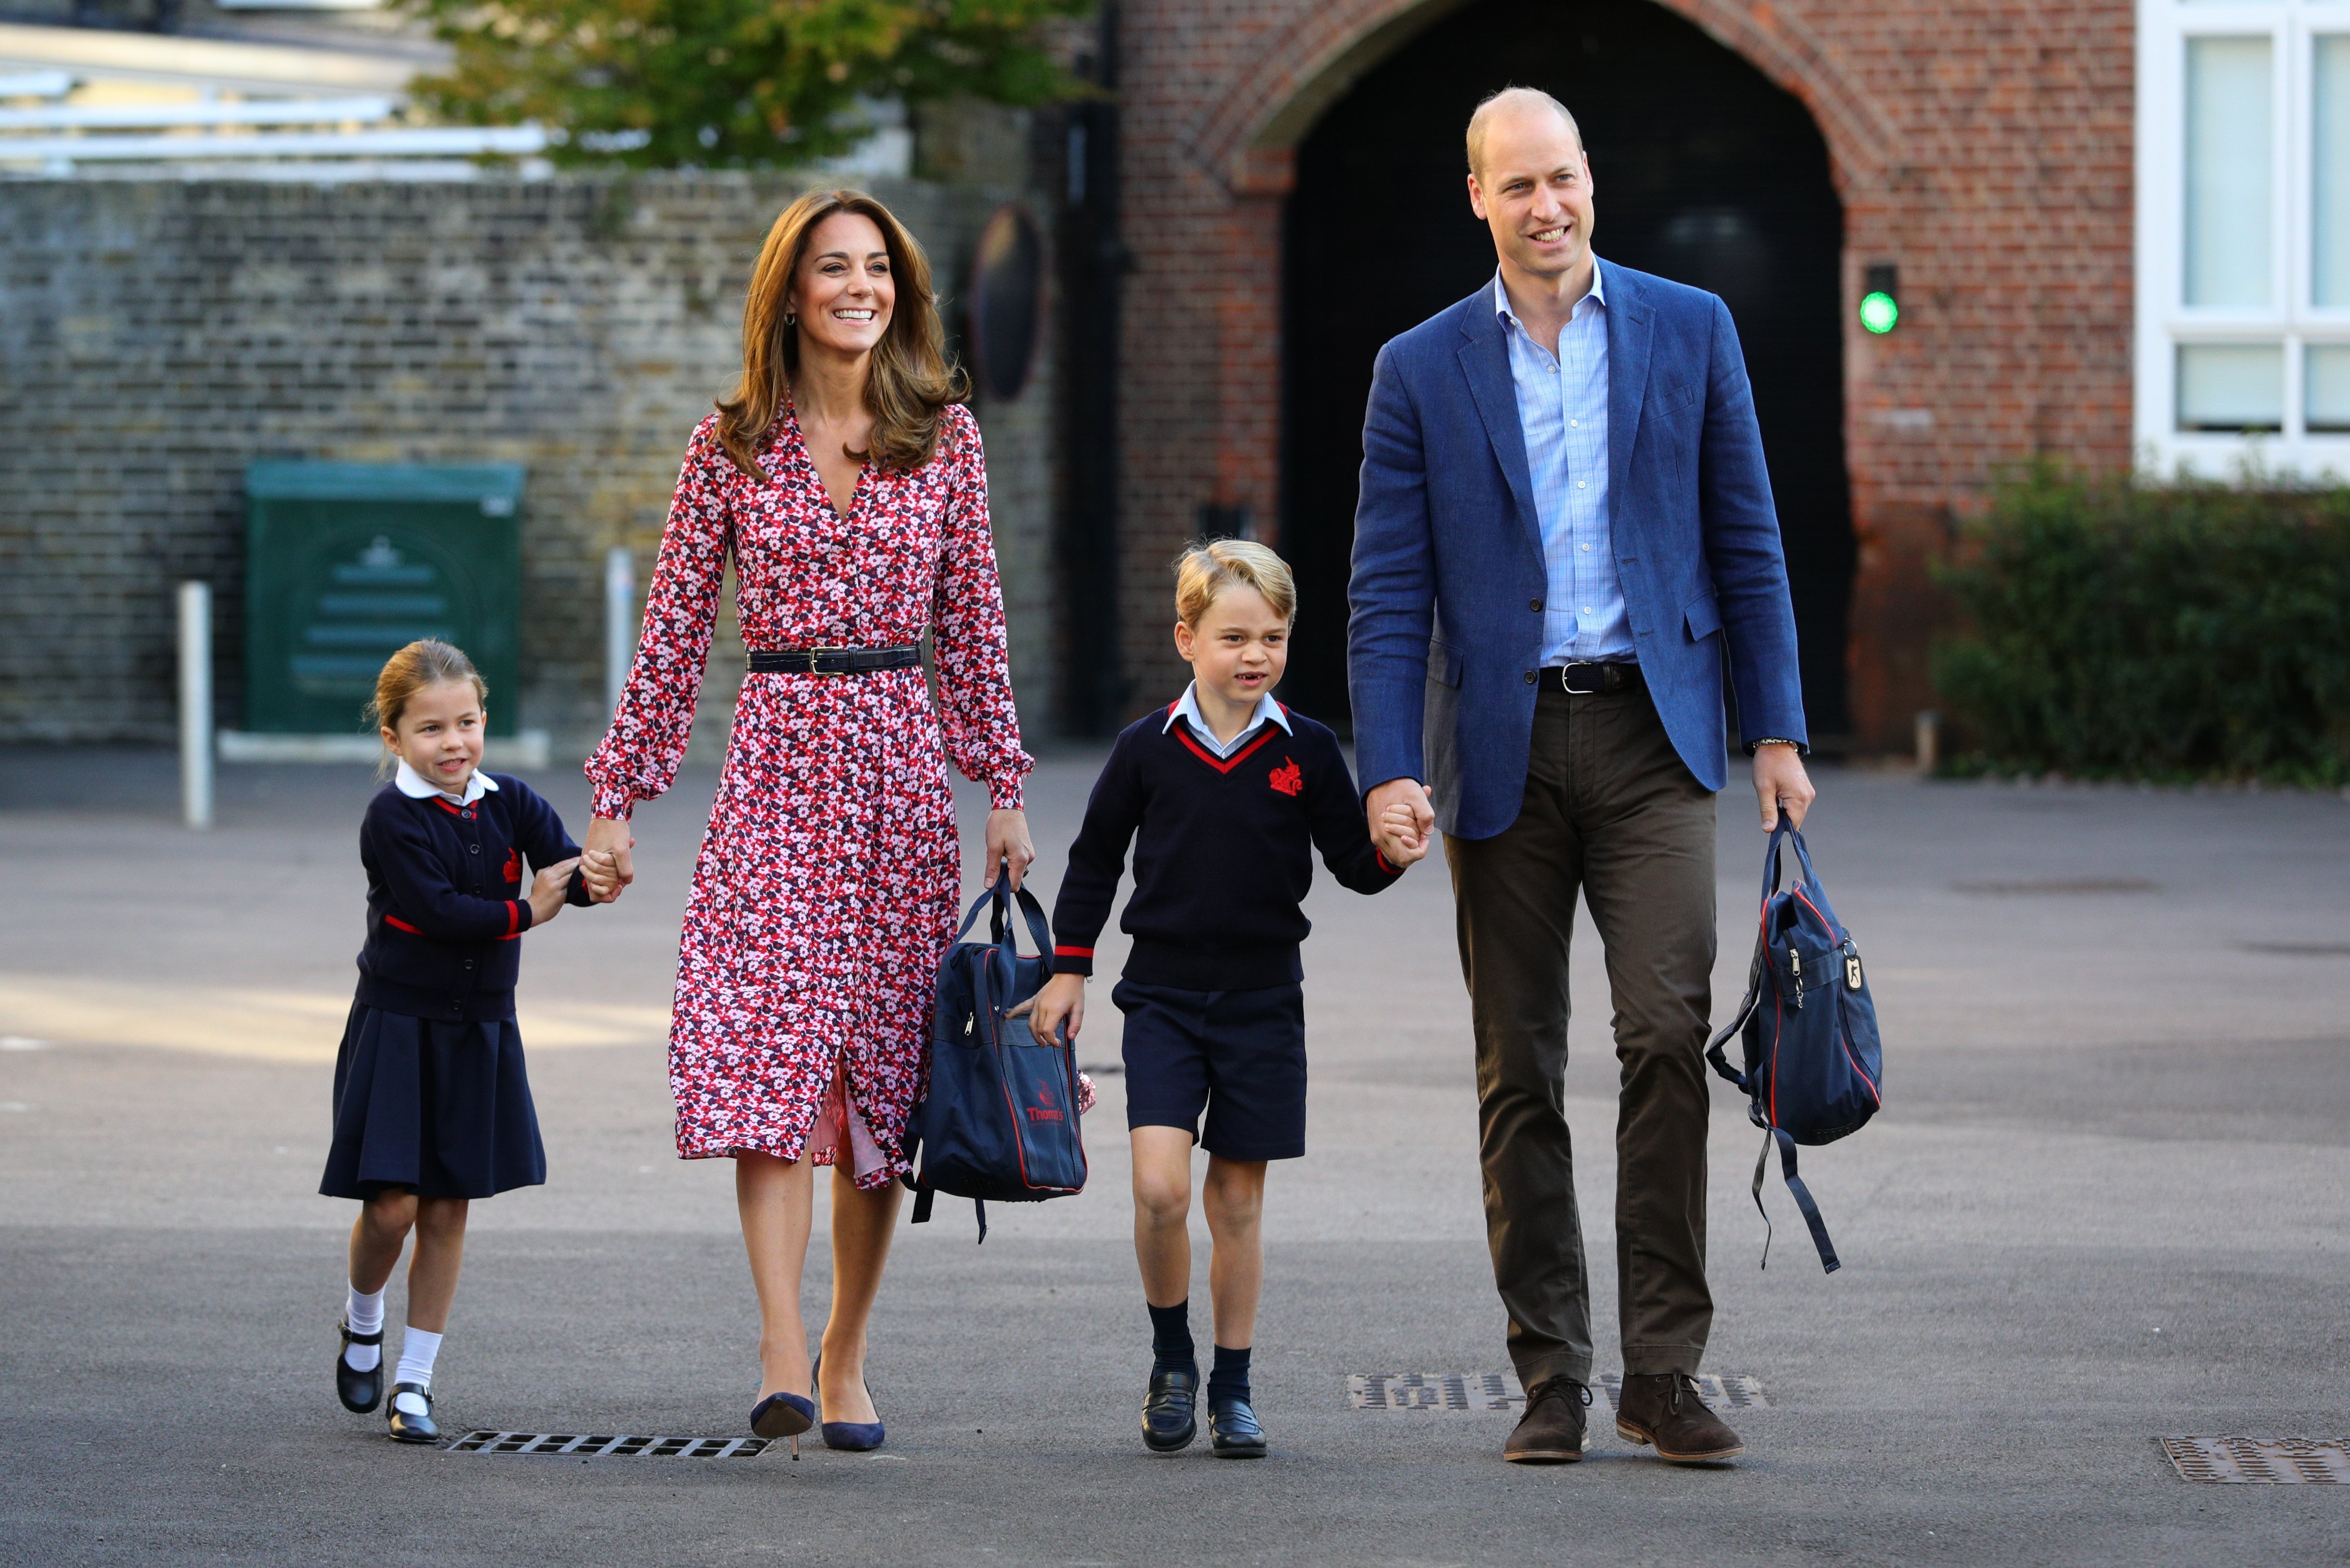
[1143,1367,1198,1453]
[1208,1395,1267,1458]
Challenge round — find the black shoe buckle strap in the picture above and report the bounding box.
[747,644,922,676]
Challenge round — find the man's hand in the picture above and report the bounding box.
[1752,743,1816,830]
[583,816,636,895]
[1009,971,1086,1044]
[1367,777,1434,864]
[983,808,1035,891]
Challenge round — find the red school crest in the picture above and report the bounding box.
[1268,758,1304,797]
[501,848,521,887]
[1025,1082,1065,1123]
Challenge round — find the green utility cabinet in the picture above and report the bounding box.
[244,462,525,735]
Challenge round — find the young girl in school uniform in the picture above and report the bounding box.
[322,639,593,1443]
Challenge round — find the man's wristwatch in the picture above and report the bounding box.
[1750,738,1803,752]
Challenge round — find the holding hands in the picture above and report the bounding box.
[1368,778,1435,867]
[579,816,635,904]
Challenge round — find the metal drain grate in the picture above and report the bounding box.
[1348,1373,1766,1413]
[1349,1374,1525,1412]
[446,1431,771,1458]
[2160,1437,2350,1482]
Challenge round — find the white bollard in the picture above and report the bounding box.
[178,580,214,830]
[1915,709,1941,776]
[604,545,636,718]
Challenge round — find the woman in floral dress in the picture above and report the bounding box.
[580,190,1033,1449]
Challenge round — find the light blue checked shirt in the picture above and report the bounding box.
[1494,263,1634,664]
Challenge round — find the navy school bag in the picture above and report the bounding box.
[1705,812,1883,1274]
[904,874,1088,1241]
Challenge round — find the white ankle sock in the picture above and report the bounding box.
[342,1285,385,1372]
[395,1326,442,1394]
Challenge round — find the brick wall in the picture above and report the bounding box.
[0,172,1061,751]
[1111,0,2136,751]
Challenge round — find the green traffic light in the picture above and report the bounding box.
[1860,290,1899,334]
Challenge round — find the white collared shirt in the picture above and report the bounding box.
[394,757,499,805]
[1494,261,1634,664]
[1164,681,1292,758]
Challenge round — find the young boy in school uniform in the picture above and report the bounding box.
[1020,540,1429,1457]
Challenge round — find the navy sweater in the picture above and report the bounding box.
[1051,702,1402,991]
[355,774,589,1023]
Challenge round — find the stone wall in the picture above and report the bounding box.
[0,172,1062,753]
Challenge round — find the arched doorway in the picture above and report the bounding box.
[1278,0,1852,740]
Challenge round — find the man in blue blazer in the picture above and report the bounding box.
[1348,87,1817,1468]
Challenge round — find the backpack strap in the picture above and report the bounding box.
[1751,1127,1840,1275]
[911,1186,934,1225]
[973,1198,988,1244]
[1705,933,1766,1092]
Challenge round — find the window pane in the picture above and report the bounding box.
[2177,343,2284,430]
[2307,345,2350,430]
[2185,37,2273,308]
[2319,39,2350,305]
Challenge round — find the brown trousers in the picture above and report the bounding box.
[1445,684,1718,1388]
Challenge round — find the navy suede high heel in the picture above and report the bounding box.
[812,1353,886,1452]
[750,1384,816,1458]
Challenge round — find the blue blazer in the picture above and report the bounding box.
[1346,263,1808,840]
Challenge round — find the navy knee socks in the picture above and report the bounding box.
[1148,1302,1252,1404]
[1207,1343,1251,1406]
[1148,1300,1196,1379]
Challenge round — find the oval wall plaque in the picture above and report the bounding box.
[969,204,1043,402]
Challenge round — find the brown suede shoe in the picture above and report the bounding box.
[1502,1375,1592,1463]
[1613,1373,1745,1464]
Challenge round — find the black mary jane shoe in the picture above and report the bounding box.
[336,1319,384,1414]
[387,1382,440,1445]
[1142,1367,1198,1454]
[1208,1395,1268,1458]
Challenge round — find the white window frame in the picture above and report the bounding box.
[2137,0,2350,476]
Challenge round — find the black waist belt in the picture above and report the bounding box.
[1538,661,1644,695]
[747,645,923,676]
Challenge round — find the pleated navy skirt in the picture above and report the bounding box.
[319,999,547,1201]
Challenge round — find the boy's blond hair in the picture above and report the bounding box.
[1173,539,1297,627]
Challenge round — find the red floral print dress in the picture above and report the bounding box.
[586,401,1030,1186]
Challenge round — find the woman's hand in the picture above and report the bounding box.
[1010,971,1086,1045]
[528,857,581,926]
[983,807,1034,891]
[584,817,636,897]
[578,850,624,903]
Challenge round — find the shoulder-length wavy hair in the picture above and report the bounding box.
[716,188,968,481]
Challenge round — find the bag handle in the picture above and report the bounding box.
[1759,810,1822,901]
[952,867,1054,966]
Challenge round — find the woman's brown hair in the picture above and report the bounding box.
[716,188,968,481]
[367,639,488,776]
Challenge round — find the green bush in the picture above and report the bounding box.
[1932,468,2350,784]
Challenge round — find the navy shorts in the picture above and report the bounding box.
[1112,979,1307,1161]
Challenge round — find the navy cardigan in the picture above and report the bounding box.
[355,774,589,1022]
[1050,703,1402,991]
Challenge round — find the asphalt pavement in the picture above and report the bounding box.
[2,744,2348,1566]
